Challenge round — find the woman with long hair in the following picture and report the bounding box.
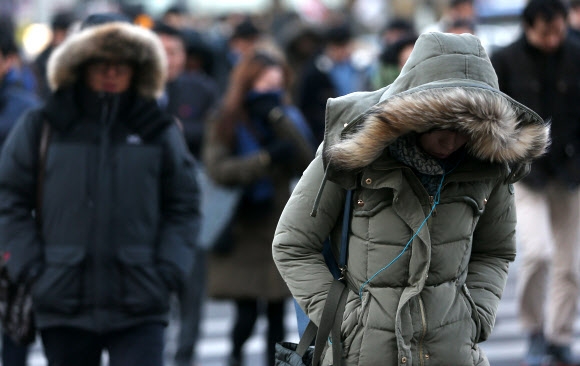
[203,47,315,366]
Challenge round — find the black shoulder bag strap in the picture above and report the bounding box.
[295,189,353,366]
[37,121,51,225]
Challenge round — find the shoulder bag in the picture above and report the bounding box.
[275,190,353,366]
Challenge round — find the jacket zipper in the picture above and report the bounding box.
[94,95,117,330]
[418,296,428,366]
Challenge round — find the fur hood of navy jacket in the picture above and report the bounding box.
[47,21,167,98]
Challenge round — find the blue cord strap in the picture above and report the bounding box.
[358,172,447,299]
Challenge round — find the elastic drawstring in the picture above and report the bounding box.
[310,166,330,217]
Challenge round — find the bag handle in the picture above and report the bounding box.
[295,189,353,366]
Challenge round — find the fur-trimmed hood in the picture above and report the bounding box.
[47,21,167,98]
[324,32,550,171]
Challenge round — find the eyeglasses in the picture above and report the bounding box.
[88,60,132,75]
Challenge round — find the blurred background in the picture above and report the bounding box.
[6,0,525,63]
[1,1,564,366]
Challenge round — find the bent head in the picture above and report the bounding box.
[418,130,469,159]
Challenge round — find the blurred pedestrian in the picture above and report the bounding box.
[155,22,219,157]
[182,28,216,78]
[212,17,263,95]
[371,33,417,90]
[491,0,580,365]
[202,47,315,366]
[423,0,478,35]
[278,18,323,103]
[0,15,38,95]
[297,21,372,145]
[568,0,580,41]
[32,10,76,100]
[0,21,40,366]
[371,17,417,90]
[154,21,218,366]
[162,4,190,29]
[273,31,549,366]
[0,13,199,366]
[443,17,477,34]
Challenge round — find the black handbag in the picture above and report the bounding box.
[0,256,36,345]
[0,120,51,345]
[275,190,353,366]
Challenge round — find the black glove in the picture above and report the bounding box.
[266,139,295,165]
[246,92,282,121]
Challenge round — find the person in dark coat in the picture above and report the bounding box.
[154,21,218,366]
[155,22,219,157]
[0,13,199,366]
[297,22,372,145]
[32,10,76,101]
[0,23,40,366]
[491,1,580,365]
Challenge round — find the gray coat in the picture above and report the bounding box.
[273,33,549,366]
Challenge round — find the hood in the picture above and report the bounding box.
[47,21,167,99]
[324,32,550,171]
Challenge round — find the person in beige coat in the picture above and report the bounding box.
[273,32,550,366]
[202,47,315,366]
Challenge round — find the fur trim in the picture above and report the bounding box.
[326,87,550,170]
[47,22,167,98]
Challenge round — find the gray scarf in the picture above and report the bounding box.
[388,133,444,195]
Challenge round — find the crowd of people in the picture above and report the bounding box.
[0,0,579,365]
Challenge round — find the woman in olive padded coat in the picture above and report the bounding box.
[273,32,550,366]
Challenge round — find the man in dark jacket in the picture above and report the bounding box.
[32,10,76,101]
[155,22,218,158]
[297,22,371,145]
[491,1,580,365]
[0,13,199,366]
[0,23,40,366]
[154,21,218,366]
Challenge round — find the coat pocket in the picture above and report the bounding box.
[462,284,482,345]
[117,247,169,315]
[32,247,85,314]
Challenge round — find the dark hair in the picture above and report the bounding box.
[571,0,580,8]
[0,15,17,56]
[80,12,131,30]
[230,18,261,41]
[523,0,568,27]
[51,10,76,31]
[382,17,415,34]
[181,28,214,74]
[450,0,474,8]
[325,22,352,46]
[444,18,476,33]
[380,34,418,64]
[164,4,188,16]
[153,21,185,44]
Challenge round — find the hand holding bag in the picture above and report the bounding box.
[0,120,51,345]
[275,190,353,366]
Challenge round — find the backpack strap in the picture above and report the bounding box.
[295,189,353,366]
[36,120,51,227]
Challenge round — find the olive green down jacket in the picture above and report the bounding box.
[273,33,550,365]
